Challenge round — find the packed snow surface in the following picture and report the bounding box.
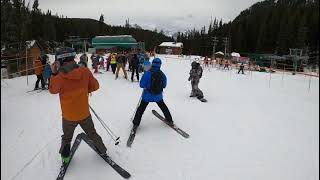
[1,54,319,180]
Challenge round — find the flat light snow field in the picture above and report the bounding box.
[1,54,319,180]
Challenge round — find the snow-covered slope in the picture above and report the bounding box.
[1,55,319,180]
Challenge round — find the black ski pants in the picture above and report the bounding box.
[106,62,110,71]
[238,68,244,74]
[131,67,139,81]
[110,64,117,74]
[133,100,173,126]
[60,115,107,156]
[35,74,45,89]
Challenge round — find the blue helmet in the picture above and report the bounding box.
[143,60,151,67]
[152,58,162,68]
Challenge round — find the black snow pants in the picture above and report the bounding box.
[238,67,244,74]
[133,100,173,126]
[60,115,107,156]
[35,74,45,89]
[131,67,139,81]
[111,64,117,74]
[106,62,110,71]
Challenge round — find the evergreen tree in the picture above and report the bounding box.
[32,0,38,11]
[99,14,104,35]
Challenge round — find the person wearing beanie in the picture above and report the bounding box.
[131,53,140,82]
[131,57,174,131]
[49,47,107,164]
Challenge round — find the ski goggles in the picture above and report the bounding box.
[56,52,76,60]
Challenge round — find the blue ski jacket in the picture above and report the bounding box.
[44,64,52,78]
[140,58,167,102]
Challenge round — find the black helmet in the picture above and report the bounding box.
[191,61,198,68]
[55,47,76,65]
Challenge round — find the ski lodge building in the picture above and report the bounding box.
[158,42,183,55]
[91,35,138,54]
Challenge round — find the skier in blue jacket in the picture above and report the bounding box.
[43,60,52,89]
[132,58,173,129]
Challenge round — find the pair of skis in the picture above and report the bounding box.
[126,110,189,147]
[57,110,190,178]
[57,133,131,180]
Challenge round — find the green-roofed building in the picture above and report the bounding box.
[91,35,138,54]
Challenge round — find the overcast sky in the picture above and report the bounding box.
[38,0,260,36]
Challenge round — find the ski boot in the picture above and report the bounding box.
[60,144,71,164]
[132,124,138,132]
[61,155,71,164]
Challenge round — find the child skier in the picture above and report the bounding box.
[43,60,52,89]
[91,54,99,73]
[188,61,206,102]
[80,53,88,65]
[49,47,107,164]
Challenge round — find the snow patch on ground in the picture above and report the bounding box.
[1,55,319,180]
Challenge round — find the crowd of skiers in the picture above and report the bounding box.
[88,50,153,82]
[200,56,247,74]
[32,49,155,91]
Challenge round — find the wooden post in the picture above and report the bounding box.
[282,64,285,87]
[16,58,18,78]
[269,70,272,88]
[308,75,312,92]
[249,63,252,79]
[26,46,28,85]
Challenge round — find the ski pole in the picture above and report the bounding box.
[89,105,119,142]
[90,106,120,145]
[89,105,120,145]
[130,91,143,122]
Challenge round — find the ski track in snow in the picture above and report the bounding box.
[1,54,319,180]
[10,136,59,180]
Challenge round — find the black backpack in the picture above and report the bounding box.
[149,70,164,95]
